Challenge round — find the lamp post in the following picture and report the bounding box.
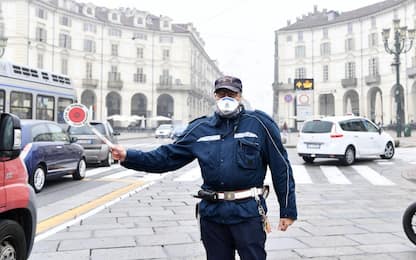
[382,19,415,137]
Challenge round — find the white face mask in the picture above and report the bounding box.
[216,97,241,118]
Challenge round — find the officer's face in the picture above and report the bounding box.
[214,89,241,101]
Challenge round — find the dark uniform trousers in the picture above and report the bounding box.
[200,217,266,260]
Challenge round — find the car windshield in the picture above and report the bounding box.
[68,123,106,135]
[301,121,333,133]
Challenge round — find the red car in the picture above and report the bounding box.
[0,113,37,260]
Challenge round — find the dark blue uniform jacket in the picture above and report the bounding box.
[122,109,297,224]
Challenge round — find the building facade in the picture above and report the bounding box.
[2,0,222,124]
[273,0,416,129]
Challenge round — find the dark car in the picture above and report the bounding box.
[67,121,119,166]
[20,120,86,193]
[0,113,37,260]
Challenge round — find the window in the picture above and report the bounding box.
[109,66,120,81]
[60,16,71,27]
[86,62,93,79]
[136,47,143,59]
[297,31,303,41]
[36,95,55,121]
[111,44,118,56]
[31,124,51,142]
[83,23,97,33]
[36,27,47,42]
[57,98,73,123]
[345,38,355,51]
[340,120,366,132]
[362,119,378,132]
[368,33,378,48]
[345,62,356,79]
[295,67,306,79]
[134,67,146,83]
[111,13,118,21]
[83,39,96,53]
[371,17,376,28]
[368,57,379,76]
[320,42,330,56]
[323,65,329,82]
[323,28,328,39]
[160,69,172,86]
[162,49,170,60]
[347,23,353,34]
[0,90,4,112]
[10,91,32,119]
[301,121,333,133]
[47,123,69,142]
[133,32,147,40]
[59,32,71,48]
[61,58,68,75]
[37,54,44,69]
[295,46,305,58]
[159,36,173,43]
[36,8,47,19]
[286,35,292,42]
[108,28,122,37]
[86,7,93,15]
[137,17,143,24]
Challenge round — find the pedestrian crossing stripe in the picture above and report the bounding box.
[173,165,396,186]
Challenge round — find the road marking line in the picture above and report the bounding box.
[102,169,136,179]
[86,164,121,177]
[292,165,313,184]
[351,165,395,186]
[376,162,394,165]
[174,167,201,182]
[36,180,145,236]
[320,166,351,184]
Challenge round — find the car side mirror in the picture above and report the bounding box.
[113,131,120,136]
[0,113,22,161]
[70,136,78,143]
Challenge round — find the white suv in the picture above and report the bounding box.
[296,116,395,165]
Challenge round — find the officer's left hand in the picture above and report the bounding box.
[278,218,295,231]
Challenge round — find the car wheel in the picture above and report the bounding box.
[340,146,355,166]
[103,152,113,167]
[380,142,395,159]
[30,165,46,193]
[73,158,86,180]
[0,220,27,260]
[302,156,315,163]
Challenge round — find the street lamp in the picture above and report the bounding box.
[382,19,415,137]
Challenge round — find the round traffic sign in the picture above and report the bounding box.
[63,103,89,127]
[284,94,293,103]
[298,94,310,105]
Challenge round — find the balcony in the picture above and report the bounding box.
[341,78,357,88]
[107,72,123,90]
[82,78,98,88]
[365,74,381,85]
[407,67,416,78]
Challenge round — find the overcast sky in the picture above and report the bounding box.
[80,0,381,115]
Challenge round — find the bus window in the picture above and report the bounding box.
[36,95,55,121]
[10,91,32,119]
[57,97,73,123]
[0,90,4,113]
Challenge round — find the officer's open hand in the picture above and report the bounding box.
[278,218,294,231]
[111,145,127,162]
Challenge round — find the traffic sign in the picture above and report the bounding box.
[63,103,88,127]
[284,94,293,103]
[294,78,314,90]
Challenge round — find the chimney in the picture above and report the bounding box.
[314,5,318,13]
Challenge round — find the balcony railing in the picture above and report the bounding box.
[82,78,98,88]
[133,74,146,83]
[341,78,357,88]
[108,72,123,90]
[365,74,381,85]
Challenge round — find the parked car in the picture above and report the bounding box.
[297,116,395,165]
[67,121,119,166]
[170,124,188,140]
[20,120,86,193]
[0,113,37,260]
[155,124,173,138]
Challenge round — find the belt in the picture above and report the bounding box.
[216,186,269,201]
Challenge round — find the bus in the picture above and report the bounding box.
[0,60,76,123]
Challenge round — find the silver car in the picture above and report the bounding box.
[68,121,119,166]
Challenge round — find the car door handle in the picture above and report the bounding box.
[56,145,63,149]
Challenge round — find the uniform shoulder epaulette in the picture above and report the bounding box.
[188,115,207,125]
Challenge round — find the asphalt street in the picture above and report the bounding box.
[28,137,416,260]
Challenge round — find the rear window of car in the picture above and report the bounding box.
[68,123,106,135]
[301,121,333,133]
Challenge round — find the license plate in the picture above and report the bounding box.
[307,143,320,149]
[78,139,92,144]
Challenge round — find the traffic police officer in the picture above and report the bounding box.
[111,75,297,260]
